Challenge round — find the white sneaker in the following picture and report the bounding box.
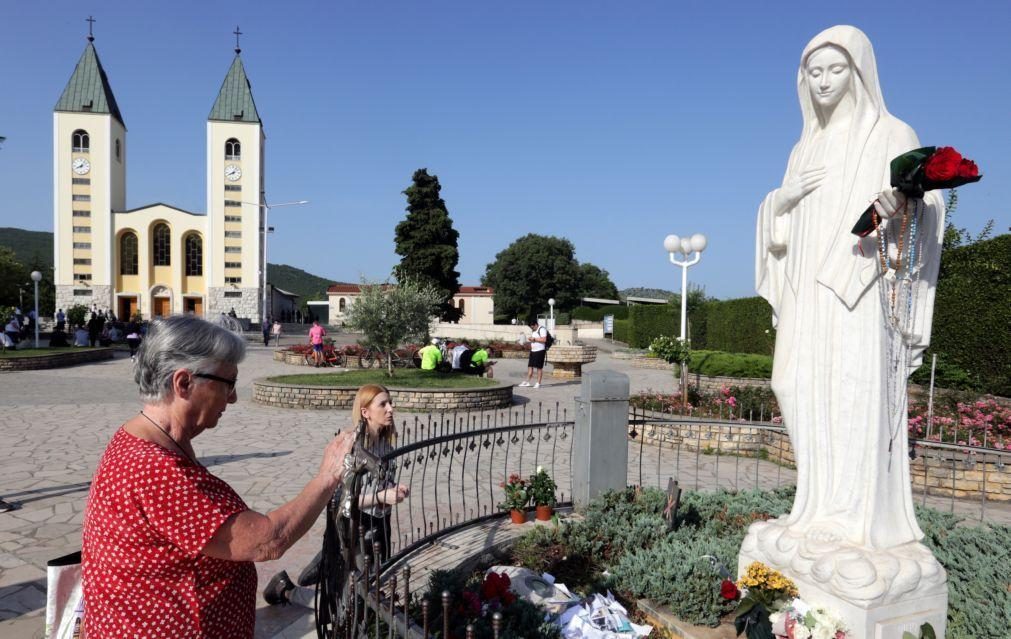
[533,383,541,389]
[519,381,531,387]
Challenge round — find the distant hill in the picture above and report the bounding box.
[0,227,340,306]
[269,263,346,304]
[0,228,53,270]
[620,287,675,301]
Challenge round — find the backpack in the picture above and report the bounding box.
[543,328,555,350]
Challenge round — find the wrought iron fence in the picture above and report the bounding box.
[627,406,1010,523]
[359,403,574,572]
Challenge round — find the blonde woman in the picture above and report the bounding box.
[264,384,410,606]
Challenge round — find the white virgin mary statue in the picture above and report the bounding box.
[742,26,948,611]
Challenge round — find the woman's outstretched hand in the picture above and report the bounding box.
[318,431,356,485]
[380,484,410,505]
[776,166,826,216]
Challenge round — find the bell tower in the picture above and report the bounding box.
[53,20,126,314]
[206,27,265,321]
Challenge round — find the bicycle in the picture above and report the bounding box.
[358,346,418,369]
[304,345,346,368]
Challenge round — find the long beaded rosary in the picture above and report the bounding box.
[872,198,924,470]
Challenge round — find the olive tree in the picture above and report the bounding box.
[345,279,441,377]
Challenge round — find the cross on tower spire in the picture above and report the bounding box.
[86,16,96,42]
[233,25,242,54]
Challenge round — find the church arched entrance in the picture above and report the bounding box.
[150,285,173,318]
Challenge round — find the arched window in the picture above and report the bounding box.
[225,138,241,160]
[185,235,203,276]
[339,298,347,313]
[458,299,465,315]
[72,130,90,153]
[115,139,121,161]
[153,224,171,266]
[120,232,138,275]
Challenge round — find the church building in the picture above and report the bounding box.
[53,32,268,322]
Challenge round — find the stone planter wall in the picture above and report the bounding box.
[273,350,286,362]
[631,356,674,370]
[0,348,115,371]
[253,379,513,411]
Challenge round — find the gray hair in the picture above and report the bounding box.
[134,315,247,403]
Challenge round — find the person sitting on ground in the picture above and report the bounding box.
[73,324,90,347]
[49,326,70,348]
[81,315,356,638]
[450,342,469,371]
[418,338,443,371]
[264,384,410,607]
[465,345,496,378]
[4,317,21,347]
[107,323,123,343]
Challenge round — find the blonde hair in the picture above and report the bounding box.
[351,384,396,445]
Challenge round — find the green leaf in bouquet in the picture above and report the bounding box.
[889,146,935,197]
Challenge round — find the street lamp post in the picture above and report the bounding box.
[663,233,708,341]
[31,271,42,348]
[244,199,308,322]
[664,233,708,411]
[547,298,555,331]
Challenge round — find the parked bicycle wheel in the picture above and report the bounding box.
[359,350,376,368]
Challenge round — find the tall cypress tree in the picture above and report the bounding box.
[394,169,462,322]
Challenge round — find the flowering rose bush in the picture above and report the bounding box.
[630,386,781,422]
[908,398,1011,449]
[498,473,530,511]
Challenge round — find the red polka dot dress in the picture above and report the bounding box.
[82,428,256,638]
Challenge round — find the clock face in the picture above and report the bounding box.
[72,157,91,175]
[225,164,242,181]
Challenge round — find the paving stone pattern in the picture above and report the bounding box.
[1,336,1007,639]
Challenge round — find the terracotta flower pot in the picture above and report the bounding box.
[509,509,526,524]
[535,504,553,521]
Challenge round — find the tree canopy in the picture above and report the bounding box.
[481,234,617,322]
[344,279,441,376]
[393,169,462,322]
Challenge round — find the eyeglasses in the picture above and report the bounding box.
[193,372,238,393]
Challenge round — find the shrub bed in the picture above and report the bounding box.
[510,487,1010,638]
[683,350,773,379]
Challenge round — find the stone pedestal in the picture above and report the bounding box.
[546,345,597,378]
[740,518,948,639]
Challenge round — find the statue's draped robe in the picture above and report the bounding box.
[755,26,945,550]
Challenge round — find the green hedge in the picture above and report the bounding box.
[612,318,631,344]
[690,297,775,355]
[628,304,678,348]
[920,234,1010,396]
[680,350,773,379]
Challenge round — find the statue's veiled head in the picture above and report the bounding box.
[796,26,886,130]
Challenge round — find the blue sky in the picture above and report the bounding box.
[1,1,1007,299]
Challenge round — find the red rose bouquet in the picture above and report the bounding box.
[851,146,982,237]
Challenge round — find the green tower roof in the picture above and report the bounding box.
[54,42,125,127]
[208,54,261,124]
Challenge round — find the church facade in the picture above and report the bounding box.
[53,37,268,322]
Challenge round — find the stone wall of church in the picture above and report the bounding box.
[56,285,113,320]
[207,286,263,323]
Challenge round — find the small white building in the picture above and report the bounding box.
[327,284,494,325]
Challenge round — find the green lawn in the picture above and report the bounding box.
[268,369,499,389]
[0,347,105,358]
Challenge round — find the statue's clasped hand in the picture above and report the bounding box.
[872,188,907,220]
[776,166,826,215]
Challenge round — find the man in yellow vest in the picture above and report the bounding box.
[418,339,443,371]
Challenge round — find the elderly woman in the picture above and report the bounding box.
[82,315,354,638]
[264,384,410,607]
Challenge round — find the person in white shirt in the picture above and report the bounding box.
[519,318,547,388]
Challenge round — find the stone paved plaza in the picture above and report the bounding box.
[1,335,1007,638]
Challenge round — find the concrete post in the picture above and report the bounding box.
[572,370,630,507]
